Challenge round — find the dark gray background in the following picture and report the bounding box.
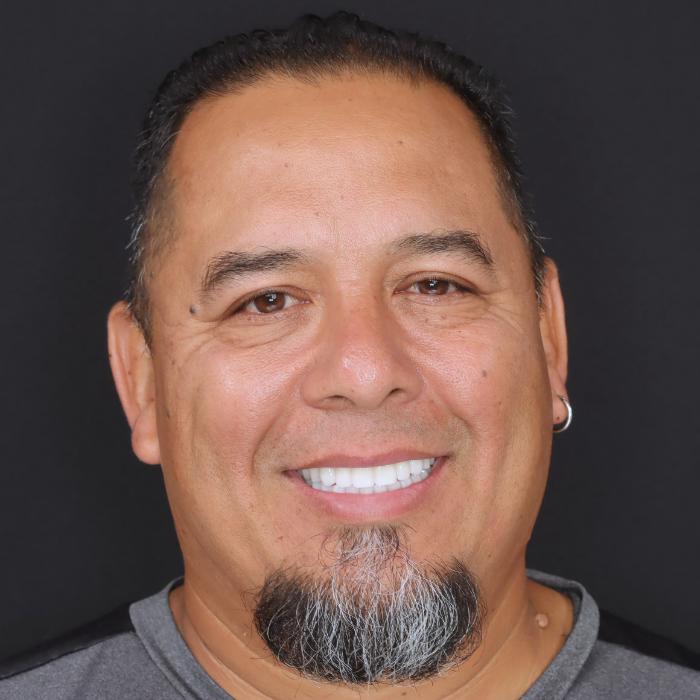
[1,0,698,660]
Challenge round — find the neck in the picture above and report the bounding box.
[169,563,573,700]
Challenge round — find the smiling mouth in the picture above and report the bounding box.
[297,457,439,494]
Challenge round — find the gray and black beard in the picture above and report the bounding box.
[253,525,484,685]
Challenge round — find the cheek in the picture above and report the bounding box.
[155,340,309,577]
[417,315,548,435]
[185,341,301,477]
[153,336,293,520]
[413,317,551,557]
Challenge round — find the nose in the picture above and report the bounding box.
[300,296,423,411]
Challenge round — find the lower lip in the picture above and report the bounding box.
[284,456,447,521]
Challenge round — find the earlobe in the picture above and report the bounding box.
[538,258,569,423]
[107,301,161,465]
[130,404,161,465]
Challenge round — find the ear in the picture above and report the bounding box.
[107,301,161,465]
[538,258,569,425]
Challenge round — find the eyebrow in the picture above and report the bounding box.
[200,248,313,299]
[199,229,494,299]
[387,229,494,268]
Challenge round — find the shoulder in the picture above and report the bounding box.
[598,608,700,670]
[0,603,176,700]
[570,609,700,699]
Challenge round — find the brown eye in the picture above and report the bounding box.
[416,278,450,294]
[410,277,469,295]
[250,291,287,314]
[232,289,303,317]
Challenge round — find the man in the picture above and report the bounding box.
[1,11,698,699]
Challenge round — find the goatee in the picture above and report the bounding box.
[254,525,484,685]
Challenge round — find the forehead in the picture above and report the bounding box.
[172,71,492,169]
[168,72,510,235]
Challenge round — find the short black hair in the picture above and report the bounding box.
[127,10,545,344]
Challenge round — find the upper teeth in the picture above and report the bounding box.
[299,458,437,493]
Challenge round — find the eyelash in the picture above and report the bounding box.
[230,277,473,317]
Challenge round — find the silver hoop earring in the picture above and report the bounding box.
[553,395,573,433]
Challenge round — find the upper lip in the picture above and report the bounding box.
[292,450,445,470]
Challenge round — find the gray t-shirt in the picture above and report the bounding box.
[1,569,699,698]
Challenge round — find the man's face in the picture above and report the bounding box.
[112,73,566,636]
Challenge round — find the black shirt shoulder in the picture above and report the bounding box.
[598,608,700,670]
[0,603,134,680]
